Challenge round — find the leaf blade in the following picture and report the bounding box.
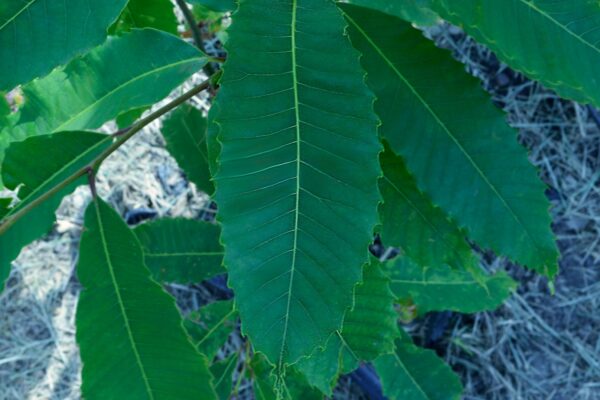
[342,4,558,276]
[77,199,216,399]
[0,131,111,289]
[213,0,381,367]
[134,218,224,284]
[374,332,463,400]
[389,257,516,314]
[162,104,214,194]
[432,0,600,107]
[15,29,206,135]
[0,0,127,90]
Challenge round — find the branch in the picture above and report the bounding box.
[175,0,216,76]
[0,72,220,235]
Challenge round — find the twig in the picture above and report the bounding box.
[174,0,216,76]
[0,72,220,235]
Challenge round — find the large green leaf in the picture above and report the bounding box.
[343,0,438,25]
[134,218,224,283]
[342,4,558,276]
[162,104,214,194]
[0,0,127,90]
[389,257,516,314]
[379,145,477,271]
[77,198,216,399]
[13,28,206,135]
[0,131,111,289]
[432,0,600,107]
[296,259,399,395]
[185,299,237,360]
[110,0,178,35]
[213,0,381,367]
[374,331,463,400]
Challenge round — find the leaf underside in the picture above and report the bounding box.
[432,0,600,108]
[0,0,128,90]
[213,0,381,367]
[342,4,558,276]
[77,199,215,399]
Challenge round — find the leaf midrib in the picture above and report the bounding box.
[278,0,301,371]
[54,56,203,132]
[94,200,155,399]
[343,11,542,254]
[0,0,37,31]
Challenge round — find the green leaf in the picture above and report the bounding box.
[110,0,178,35]
[77,198,216,399]
[14,29,206,135]
[134,218,224,284]
[343,0,439,25]
[162,104,214,194]
[185,300,237,360]
[0,0,127,90]
[379,145,477,271]
[116,107,147,129]
[342,4,558,276]
[0,131,111,289]
[374,332,463,400]
[431,0,600,107]
[206,104,221,177]
[389,257,516,314]
[296,259,399,395]
[0,198,10,220]
[251,354,321,400]
[213,0,381,367]
[211,354,238,399]
[187,0,237,12]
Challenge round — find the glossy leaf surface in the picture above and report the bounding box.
[432,0,600,107]
[0,0,127,90]
[14,29,206,135]
[342,4,557,276]
[77,199,216,399]
[214,0,381,366]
